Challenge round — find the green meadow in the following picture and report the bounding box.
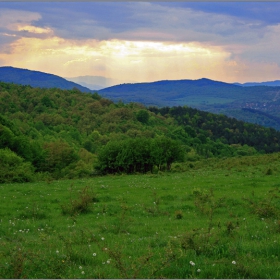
[1,153,280,279]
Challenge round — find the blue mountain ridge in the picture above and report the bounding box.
[0,66,92,93]
[1,66,280,130]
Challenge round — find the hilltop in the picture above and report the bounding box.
[98,78,240,107]
[0,66,92,93]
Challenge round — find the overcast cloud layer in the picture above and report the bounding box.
[0,2,280,83]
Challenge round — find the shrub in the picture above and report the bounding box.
[61,186,98,216]
[244,189,280,218]
[175,210,183,219]
[265,167,273,175]
[0,148,35,183]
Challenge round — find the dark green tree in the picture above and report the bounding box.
[96,137,184,174]
[136,109,150,124]
[152,137,184,170]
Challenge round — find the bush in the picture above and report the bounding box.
[61,186,98,216]
[0,148,35,183]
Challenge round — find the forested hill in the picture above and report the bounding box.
[1,66,280,130]
[149,106,280,153]
[98,78,241,107]
[0,66,92,93]
[98,79,280,130]
[1,81,280,183]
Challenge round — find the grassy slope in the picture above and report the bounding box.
[1,153,280,278]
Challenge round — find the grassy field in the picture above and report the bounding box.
[1,153,280,278]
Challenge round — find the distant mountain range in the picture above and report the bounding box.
[234,80,280,87]
[65,75,136,90]
[1,66,280,130]
[0,66,92,92]
[98,78,280,130]
[98,78,242,107]
[97,77,280,108]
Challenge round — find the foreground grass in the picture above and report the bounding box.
[0,153,280,278]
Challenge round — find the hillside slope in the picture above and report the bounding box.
[1,81,280,182]
[0,66,92,92]
[98,78,242,106]
[98,79,280,130]
[1,66,280,130]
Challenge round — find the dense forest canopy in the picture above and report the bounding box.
[1,81,280,183]
[149,106,280,153]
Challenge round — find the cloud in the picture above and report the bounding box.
[1,2,280,83]
[0,35,233,81]
[0,8,53,53]
[157,2,280,26]
[1,2,278,46]
[124,2,268,45]
[0,8,41,30]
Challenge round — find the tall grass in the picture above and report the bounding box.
[0,153,280,278]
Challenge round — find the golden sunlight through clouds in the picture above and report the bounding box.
[17,25,52,34]
[0,34,238,82]
[2,4,280,83]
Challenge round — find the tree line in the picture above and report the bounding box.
[96,137,184,174]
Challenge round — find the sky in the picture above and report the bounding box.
[1,1,280,83]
